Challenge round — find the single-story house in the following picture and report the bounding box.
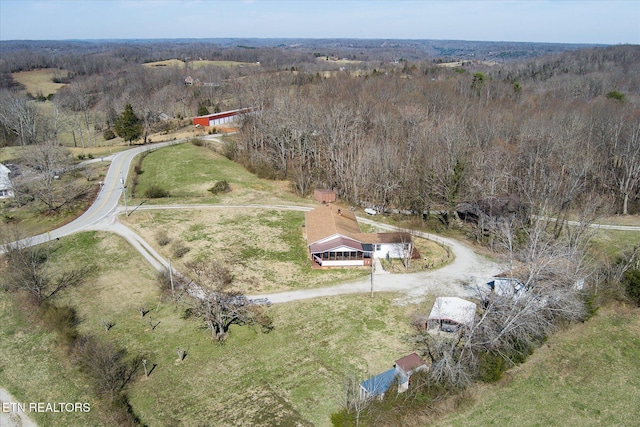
[192,107,254,128]
[427,297,477,333]
[0,163,14,199]
[305,204,416,267]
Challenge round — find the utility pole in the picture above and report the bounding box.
[370,258,375,298]
[169,257,175,297]
[120,176,128,216]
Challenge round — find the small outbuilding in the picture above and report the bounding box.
[394,353,428,378]
[360,368,408,400]
[0,163,14,199]
[313,188,335,204]
[360,353,428,399]
[427,297,477,333]
[487,277,526,298]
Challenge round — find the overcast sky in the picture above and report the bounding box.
[0,0,638,44]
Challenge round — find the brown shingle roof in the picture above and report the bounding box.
[305,205,414,247]
[305,205,362,245]
[395,353,427,375]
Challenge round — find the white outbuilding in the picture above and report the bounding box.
[427,296,477,333]
[0,163,14,199]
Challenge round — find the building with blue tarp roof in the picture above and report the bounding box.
[359,368,408,400]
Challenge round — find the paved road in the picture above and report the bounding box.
[0,388,37,427]
[1,140,185,254]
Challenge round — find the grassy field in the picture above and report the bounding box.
[129,142,305,205]
[11,68,68,96]
[590,229,640,259]
[434,304,640,427]
[124,208,369,293]
[1,231,423,426]
[143,59,260,69]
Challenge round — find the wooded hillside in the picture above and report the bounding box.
[1,41,639,220]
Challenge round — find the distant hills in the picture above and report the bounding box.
[0,38,609,63]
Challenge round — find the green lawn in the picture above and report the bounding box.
[590,229,640,260]
[2,231,419,426]
[130,142,304,206]
[435,305,640,427]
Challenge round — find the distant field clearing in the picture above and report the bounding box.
[12,68,68,95]
[144,59,260,69]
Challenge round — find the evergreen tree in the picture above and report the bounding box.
[114,103,142,144]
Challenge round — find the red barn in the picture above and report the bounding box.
[192,107,254,127]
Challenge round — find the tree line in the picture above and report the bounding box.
[234,45,640,219]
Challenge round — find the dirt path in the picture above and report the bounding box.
[0,388,38,427]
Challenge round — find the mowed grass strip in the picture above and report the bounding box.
[130,142,302,205]
[3,231,419,426]
[434,305,640,427]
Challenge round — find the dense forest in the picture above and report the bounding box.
[1,40,638,221]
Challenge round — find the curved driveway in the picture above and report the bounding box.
[5,138,639,303]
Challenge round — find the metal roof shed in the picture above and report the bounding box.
[428,297,477,332]
[360,368,408,399]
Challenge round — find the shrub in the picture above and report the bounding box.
[41,301,80,345]
[171,241,190,258]
[74,335,141,401]
[223,140,237,160]
[476,351,508,383]
[208,180,231,195]
[103,129,116,140]
[155,229,171,246]
[606,90,625,101]
[623,268,640,306]
[144,185,169,199]
[156,268,173,294]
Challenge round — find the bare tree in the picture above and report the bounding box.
[1,238,90,305]
[413,217,588,389]
[20,138,91,213]
[183,260,272,342]
[74,335,142,402]
[338,372,375,426]
[0,90,40,145]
